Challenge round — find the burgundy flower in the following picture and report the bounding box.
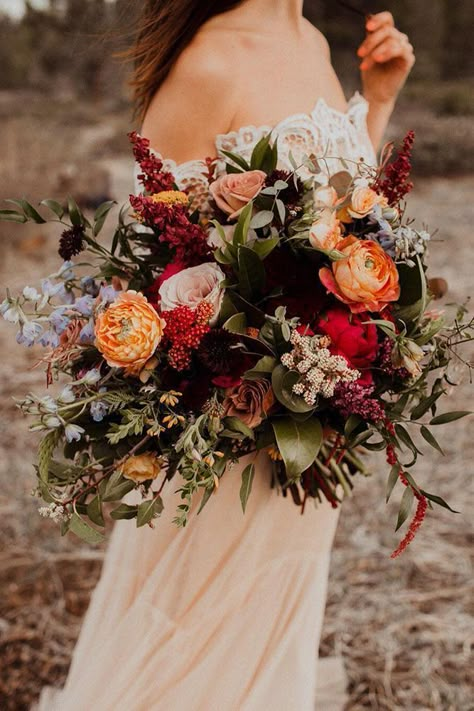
[374,130,415,207]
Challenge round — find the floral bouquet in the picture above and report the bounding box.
[1,129,472,556]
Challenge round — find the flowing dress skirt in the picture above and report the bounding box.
[36,454,345,710]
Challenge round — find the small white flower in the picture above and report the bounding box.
[82,368,102,386]
[44,415,62,429]
[1,302,23,324]
[58,386,75,404]
[22,286,41,301]
[65,424,85,442]
[39,395,58,412]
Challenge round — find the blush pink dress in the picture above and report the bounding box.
[37,93,375,711]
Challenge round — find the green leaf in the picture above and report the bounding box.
[67,197,84,227]
[386,464,400,503]
[94,200,117,221]
[419,490,460,514]
[420,425,445,455]
[250,133,272,171]
[410,391,444,420]
[40,199,64,219]
[69,513,105,544]
[87,495,105,527]
[272,365,314,413]
[244,355,277,380]
[197,486,214,515]
[222,416,255,440]
[395,423,422,460]
[240,463,255,513]
[272,416,323,480]
[344,414,365,439]
[233,202,253,246]
[223,312,247,334]
[110,503,139,520]
[137,497,163,527]
[430,411,471,425]
[20,199,46,224]
[395,486,415,531]
[237,245,265,300]
[252,236,280,260]
[102,469,135,502]
[220,149,251,172]
[0,209,27,223]
[250,210,274,230]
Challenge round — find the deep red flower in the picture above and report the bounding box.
[315,306,379,369]
[374,130,415,207]
[128,131,175,194]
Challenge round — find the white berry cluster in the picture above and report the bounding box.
[38,502,70,523]
[281,330,360,405]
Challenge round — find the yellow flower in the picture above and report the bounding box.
[120,452,164,483]
[159,390,182,407]
[150,191,189,206]
[95,291,166,376]
[268,445,283,461]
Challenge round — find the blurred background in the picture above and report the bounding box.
[0,1,472,709]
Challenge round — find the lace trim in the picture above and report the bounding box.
[134,92,376,210]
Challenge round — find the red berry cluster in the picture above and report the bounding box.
[128,131,175,194]
[162,301,214,371]
[375,130,415,207]
[130,195,212,267]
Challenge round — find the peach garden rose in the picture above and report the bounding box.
[209,170,266,220]
[319,236,400,313]
[347,185,387,220]
[95,290,166,375]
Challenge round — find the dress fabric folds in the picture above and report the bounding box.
[37,455,341,711]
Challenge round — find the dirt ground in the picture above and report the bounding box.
[0,113,472,710]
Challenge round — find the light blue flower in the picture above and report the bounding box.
[17,321,43,346]
[98,284,120,306]
[64,423,85,442]
[74,295,94,317]
[90,399,108,422]
[48,307,70,335]
[81,276,100,297]
[79,319,95,344]
[1,299,23,324]
[38,327,60,348]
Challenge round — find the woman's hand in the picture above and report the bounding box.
[358,11,415,106]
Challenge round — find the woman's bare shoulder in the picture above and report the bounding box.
[141,35,239,163]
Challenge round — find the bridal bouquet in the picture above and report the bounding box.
[1,130,472,556]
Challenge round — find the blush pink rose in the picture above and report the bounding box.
[210,170,267,220]
[158,262,225,325]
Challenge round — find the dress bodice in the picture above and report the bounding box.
[135,92,376,211]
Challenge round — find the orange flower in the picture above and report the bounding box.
[120,452,164,483]
[319,236,400,313]
[338,185,387,223]
[95,291,166,375]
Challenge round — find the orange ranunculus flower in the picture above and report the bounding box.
[95,290,166,375]
[308,212,342,252]
[319,236,400,313]
[120,452,164,483]
[338,185,387,223]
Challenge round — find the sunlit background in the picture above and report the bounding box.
[0,2,472,709]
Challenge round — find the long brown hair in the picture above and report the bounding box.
[126,1,244,122]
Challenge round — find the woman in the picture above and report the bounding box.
[38,2,414,709]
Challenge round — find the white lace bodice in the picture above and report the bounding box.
[135,92,376,210]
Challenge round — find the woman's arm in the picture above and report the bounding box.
[141,39,238,163]
[357,11,416,151]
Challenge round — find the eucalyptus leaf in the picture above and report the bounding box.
[395,486,415,531]
[223,312,247,334]
[240,463,255,513]
[420,425,445,455]
[69,513,105,544]
[430,411,471,425]
[110,503,139,520]
[250,210,274,230]
[244,355,277,380]
[137,497,163,527]
[87,495,105,527]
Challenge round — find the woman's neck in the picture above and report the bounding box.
[211,0,306,37]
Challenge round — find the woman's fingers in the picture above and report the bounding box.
[360,36,415,71]
[366,11,395,32]
[358,26,401,58]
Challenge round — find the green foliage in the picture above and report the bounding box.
[240,463,255,513]
[271,417,323,480]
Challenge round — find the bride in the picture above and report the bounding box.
[38,2,414,709]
